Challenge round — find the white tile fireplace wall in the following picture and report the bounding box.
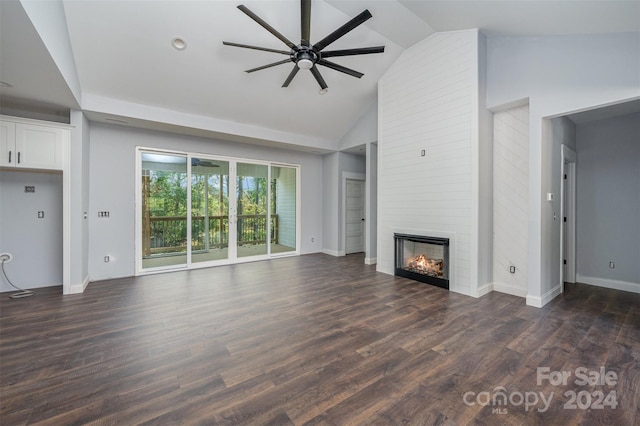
[378,29,493,297]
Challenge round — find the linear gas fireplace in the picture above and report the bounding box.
[394,233,450,289]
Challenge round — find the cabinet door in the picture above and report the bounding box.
[15,123,64,170]
[0,121,16,167]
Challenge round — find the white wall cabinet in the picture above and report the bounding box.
[0,118,68,170]
[0,115,73,295]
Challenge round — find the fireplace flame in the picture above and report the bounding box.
[406,254,443,277]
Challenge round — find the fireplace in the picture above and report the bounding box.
[394,233,450,289]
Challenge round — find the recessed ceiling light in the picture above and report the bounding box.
[171,37,187,50]
[0,81,14,88]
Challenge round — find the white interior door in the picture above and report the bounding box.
[345,179,365,254]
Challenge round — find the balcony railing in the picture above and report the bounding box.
[143,215,278,257]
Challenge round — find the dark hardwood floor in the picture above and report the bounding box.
[1,253,638,425]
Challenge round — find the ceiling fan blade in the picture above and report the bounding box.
[245,59,291,73]
[301,0,311,46]
[282,66,300,87]
[321,46,385,58]
[313,9,372,52]
[317,59,363,78]
[237,5,298,51]
[310,65,328,90]
[223,41,290,55]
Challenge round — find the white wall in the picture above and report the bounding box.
[476,31,493,295]
[0,100,70,124]
[88,123,323,281]
[486,32,640,306]
[542,116,576,298]
[365,142,378,264]
[339,99,378,151]
[69,110,90,289]
[378,30,484,296]
[322,152,339,256]
[492,104,529,297]
[20,0,82,106]
[575,113,640,292]
[0,170,63,291]
[487,33,640,110]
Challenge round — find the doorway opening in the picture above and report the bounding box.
[560,145,577,292]
[344,177,365,254]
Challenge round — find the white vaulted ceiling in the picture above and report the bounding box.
[62,0,406,148]
[1,0,638,150]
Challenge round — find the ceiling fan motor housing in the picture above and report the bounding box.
[293,48,319,69]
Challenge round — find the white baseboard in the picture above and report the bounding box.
[364,257,377,265]
[526,284,561,308]
[475,282,494,297]
[321,249,341,257]
[493,282,527,298]
[526,294,542,307]
[576,274,640,294]
[69,275,90,294]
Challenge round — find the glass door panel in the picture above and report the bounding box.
[270,165,297,254]
[236,162,269,258]
[141,152,188,270]
[191,158,230,263]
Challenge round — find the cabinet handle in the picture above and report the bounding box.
[17,152,20,164]
[8,151,11,163]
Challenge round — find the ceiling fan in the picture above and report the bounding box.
[192,158,220,168]
[223,0,385,94]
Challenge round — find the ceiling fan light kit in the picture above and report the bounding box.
[223,0,385,93]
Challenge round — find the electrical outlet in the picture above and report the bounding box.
[311,237,315,242]
[98,211,110,218]
[509,265,516,274]
[609,261,615,269]
[38,211,44,218]
[0,253,13,263]
[104,256,110,263]
[24,186,35,193]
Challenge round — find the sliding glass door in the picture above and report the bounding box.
[191,158,230,263]
[270,165,297,255]
[140,152,188,270]
[137,149,299,274]
[236,162,269,258]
